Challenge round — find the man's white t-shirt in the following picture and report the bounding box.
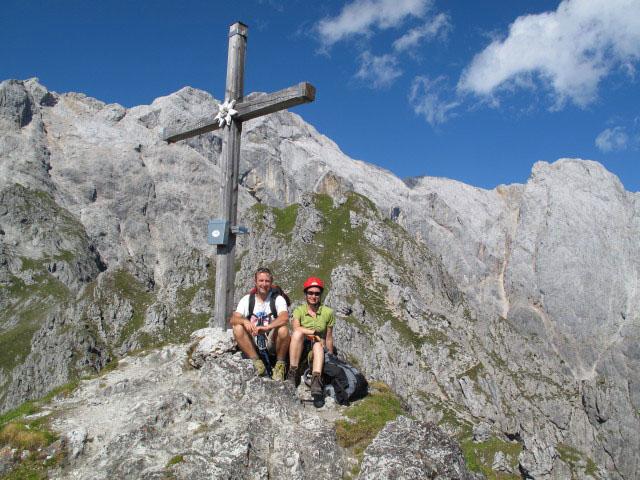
[235,294,287,326]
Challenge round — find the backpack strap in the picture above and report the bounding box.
[266,289,275,320]
[248,293,256,320]
[270,296,277,320]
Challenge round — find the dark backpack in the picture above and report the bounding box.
[321,353,368,405]
[247,285,291,321]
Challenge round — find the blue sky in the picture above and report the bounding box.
[2,0,639,192]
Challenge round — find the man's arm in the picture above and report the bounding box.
[230,311,257,335]
[268,309,290,330]
[229,311,246,326]
[262,296,290,331]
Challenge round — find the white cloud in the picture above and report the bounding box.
[356,51,402,88]
[458,0,640,108]
[595,126,629,152]
[392,13,450,52]
[316,0,432,49]
[410,76,460,125]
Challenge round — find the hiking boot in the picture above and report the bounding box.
[272,361,286,381]
[286,366,299,386]
[310,373,323,396]
[252,358,267,377]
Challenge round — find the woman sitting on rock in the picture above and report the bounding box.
[286,277,335,397]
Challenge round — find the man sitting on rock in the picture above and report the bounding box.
[229,267,291,380]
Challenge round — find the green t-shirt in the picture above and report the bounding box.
[292,304,335,337]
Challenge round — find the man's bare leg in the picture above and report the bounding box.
[232,323,258,359]
[274,325,291,361]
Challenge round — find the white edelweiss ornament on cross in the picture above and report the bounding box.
[214,99,239,127]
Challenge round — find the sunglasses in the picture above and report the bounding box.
[306,290,322,296]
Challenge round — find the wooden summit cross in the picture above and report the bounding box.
[163,21,315,329]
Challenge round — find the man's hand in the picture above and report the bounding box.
[243,319,257,336]
[254,325,269,336]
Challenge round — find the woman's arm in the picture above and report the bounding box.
[293,315,316,336]
[325,326,334,354]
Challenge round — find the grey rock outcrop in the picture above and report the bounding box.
[357,416,483,480]
[40,343,347,479]
[0,334,478,480]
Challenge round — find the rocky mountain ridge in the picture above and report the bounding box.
[0,77,638,479]
[0,328,482,479]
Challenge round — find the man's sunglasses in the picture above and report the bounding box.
[306,290,322,296]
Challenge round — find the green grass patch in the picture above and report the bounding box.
[39,375,92,405]
[420,327,450,346]
[556,443,601,479]
[463,309,477,323]
[388,315,424,350]
[0,402,40,428]
[176,282,202,307]
[0,421,56,450]
[166,454,184,467]
[172,263,216,344]
[309,193,372,295]
[0,437,64,480]
[253,192,374,305]
[343,464,361,480]
[53,249,75,263]
[460,436,522,479]
[348,355,361,369]
[420,391,523,480]
[488,350,508,369]
[415,392,472,441]
[335,383,406,452]
[1,463,48,480]
[94,269,155,345]
[460,363,484,383]
[248,203,270,231]
[438,406,472,439]
[0,271,72,371]
[342,316,367,333]
[356,285,393,327]
[273,203,299,238]
[166,311,210,344]
[95,359,121,377]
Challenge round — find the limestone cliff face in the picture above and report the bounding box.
[1,77,638,479]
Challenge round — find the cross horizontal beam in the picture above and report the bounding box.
[163,82,316,143]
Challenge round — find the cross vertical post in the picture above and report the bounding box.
[163,21,315,330]
[214,22,247,329]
